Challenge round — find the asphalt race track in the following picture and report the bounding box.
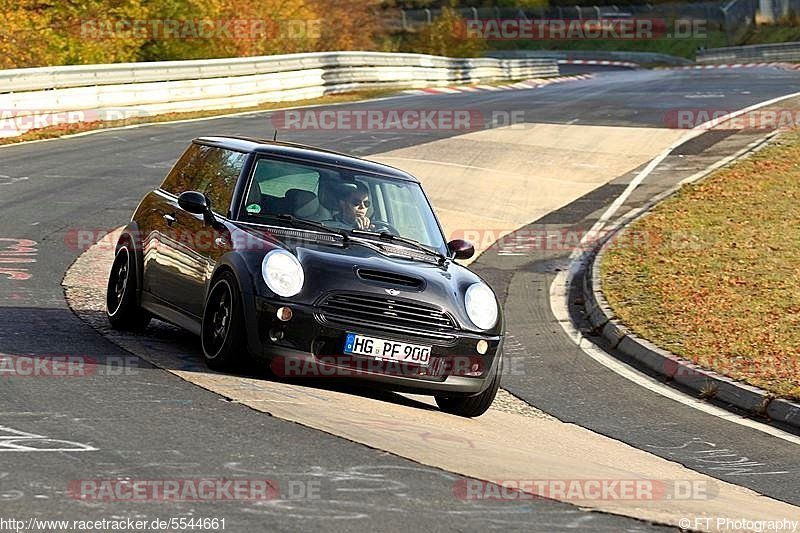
[2,67,800,531]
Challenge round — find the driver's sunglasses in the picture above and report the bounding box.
[351,198,370,208]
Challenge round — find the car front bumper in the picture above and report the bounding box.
[241,294,503,395]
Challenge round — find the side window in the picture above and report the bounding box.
[160,144,247,217]
[254,160,320,197]
[160,144,202,195]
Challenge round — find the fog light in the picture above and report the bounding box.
[476,340,489,355]
[276,306,293,322]
[269,328,284,342]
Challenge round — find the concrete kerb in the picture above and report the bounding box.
[579,131,800,431]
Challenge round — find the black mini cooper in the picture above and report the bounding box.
[106,136,503,416]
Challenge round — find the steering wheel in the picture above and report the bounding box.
[370,219,400,236]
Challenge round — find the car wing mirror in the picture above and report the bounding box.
[178,190,209,213]
[178,191,220,227]
[447,239,475,260]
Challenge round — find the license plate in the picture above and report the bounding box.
[343,333,431,366]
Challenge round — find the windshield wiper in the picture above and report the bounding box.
[350,229,446,264]
[263,214,349,242]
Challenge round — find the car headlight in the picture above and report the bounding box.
[261,249,304,297]
[464,282,498,330]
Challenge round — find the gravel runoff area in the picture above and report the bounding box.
[601,129,800,401]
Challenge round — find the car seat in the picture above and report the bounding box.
[285,189,331,222]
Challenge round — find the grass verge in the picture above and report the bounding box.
[601,130,800,400]
[740,23,800,45]
[489,32,728,60]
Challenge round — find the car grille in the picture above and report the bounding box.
[318,292,456,334]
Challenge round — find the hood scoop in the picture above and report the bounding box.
[356,268,424,290]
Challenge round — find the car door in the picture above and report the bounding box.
[141,145,199,299]
[149,143,247,319]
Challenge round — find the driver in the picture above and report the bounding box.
[335,182,373,230]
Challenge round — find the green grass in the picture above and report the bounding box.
[601,131,800,400]
[740,23,800,45]
[488,31,728,60]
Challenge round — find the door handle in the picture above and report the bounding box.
[163,213,176,226]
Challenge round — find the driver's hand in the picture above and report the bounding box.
[355,215,371,230]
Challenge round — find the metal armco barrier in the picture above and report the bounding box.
[0,51,558,138]
[697,41,800,63]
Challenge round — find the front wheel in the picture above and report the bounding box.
[435,358,502,418]
[201,272,246,371]
[106,243,151,331]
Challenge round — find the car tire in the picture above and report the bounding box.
[106,242,151,331]
[201,271,246,371]
[435,358,502,418]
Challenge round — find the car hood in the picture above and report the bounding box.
[297,239,483,315]
[232,224,496,333]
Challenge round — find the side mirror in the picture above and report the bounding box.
[178,191,220,228]
[447,239,475,260]
[178,191,210,214]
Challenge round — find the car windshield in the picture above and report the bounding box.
[238,156,447,254]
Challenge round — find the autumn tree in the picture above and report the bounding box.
[0,0,146,68]
[406,4,486,57]
[309,0,385,51]
[139,0,320,61]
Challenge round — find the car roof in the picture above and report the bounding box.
[194,136,419,182]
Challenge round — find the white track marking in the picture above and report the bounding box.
[550,91,800,445]
[0,425,97,452]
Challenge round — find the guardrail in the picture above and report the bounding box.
[0,51,558,138]
[697,41,800,63]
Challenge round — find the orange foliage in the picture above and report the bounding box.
[0,0,417,68]
[309,0,385,51]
